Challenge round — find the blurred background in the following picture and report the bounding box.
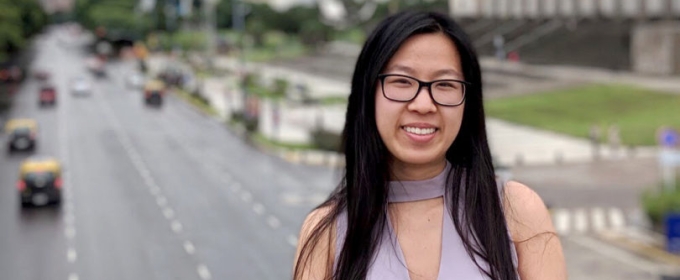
[0,0,679,279]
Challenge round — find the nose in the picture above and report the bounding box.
[407,85,437,114]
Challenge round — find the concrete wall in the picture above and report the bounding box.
[631,22,680,75]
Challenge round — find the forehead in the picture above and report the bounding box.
[384,32,463,79]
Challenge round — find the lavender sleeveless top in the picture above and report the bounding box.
[334,162,519,279]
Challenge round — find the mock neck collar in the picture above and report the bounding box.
[388,161,451,203]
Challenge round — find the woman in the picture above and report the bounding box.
[294,11,567,280]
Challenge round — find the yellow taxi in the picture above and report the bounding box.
[18,156,63,207]
[4,118,38,153]
[143,79,165,106]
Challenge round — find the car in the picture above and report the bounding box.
[126,74,145,89]
[33,69,50,81]
[70,77,92,96]
[4,119,38,153]
[86,57,106,78]
[18,156,63,207]
[143,79,165,107]
[39,84,57,106]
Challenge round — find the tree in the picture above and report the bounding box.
[0,0,47,63]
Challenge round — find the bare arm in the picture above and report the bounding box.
[503,181,568,280]
[293,206,335,280]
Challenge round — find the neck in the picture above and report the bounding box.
[390,158,447,181]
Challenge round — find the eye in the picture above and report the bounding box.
[389,78,413,85]
[436,81,459,89]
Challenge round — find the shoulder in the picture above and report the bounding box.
[299,205,336,241]
[501,180,553,241]
[501,181,567,279]
[294,205,337,280]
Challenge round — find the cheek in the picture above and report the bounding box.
[444,106,465,140]
[375,91,401,142]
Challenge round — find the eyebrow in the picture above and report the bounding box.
[385,64,464,79]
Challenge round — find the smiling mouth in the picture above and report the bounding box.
[401,126,438,135]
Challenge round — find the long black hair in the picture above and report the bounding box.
[294,11,518,280]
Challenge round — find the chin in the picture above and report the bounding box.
[394,150,442,166]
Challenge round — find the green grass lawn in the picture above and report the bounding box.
[484,84,680,146]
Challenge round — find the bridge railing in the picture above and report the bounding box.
[450,0,680,19]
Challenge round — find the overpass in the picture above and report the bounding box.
[450,0,680,19]
[448,0,680,74]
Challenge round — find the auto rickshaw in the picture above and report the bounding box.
[18,156,63,207]
[143,79,165,107]
[5,119,38,153]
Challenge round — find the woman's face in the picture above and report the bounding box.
[375,32,465,174]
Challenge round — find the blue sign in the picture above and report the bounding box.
[660,128,679,148]
[666,213,680,254]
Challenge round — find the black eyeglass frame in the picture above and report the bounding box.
[377,74,470,107]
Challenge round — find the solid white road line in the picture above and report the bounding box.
[569,235,662,275]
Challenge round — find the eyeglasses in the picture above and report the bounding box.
[377,74,469,107]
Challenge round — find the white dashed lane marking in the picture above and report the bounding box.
[184,241,196,255]
[252,203,265,215]
[64,213,75,225]
[67,248,77,263]
[267,216,281,229]
[171,220,184,233]
[287,235,298,247]
[163,207,175,220]
[68,273,79,280]
[65,226,76,240]
[156,196,168,207]
[240,191,252,203]
[197,264,212,280]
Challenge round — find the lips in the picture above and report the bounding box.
[401,124,438,143]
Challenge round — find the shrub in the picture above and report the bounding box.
[311,128,342,152]
[642,180,680,231]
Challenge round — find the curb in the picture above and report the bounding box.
[598,229,680,268]
[168,79,345,169]
[247,135,345,169]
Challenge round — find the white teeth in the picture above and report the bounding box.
[403,126,436,135]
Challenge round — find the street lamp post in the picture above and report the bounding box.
[204,0,218,70]
[232,0,249,121]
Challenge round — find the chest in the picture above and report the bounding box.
[388,199,445,280]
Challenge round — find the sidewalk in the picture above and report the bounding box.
[148,53,671,167]
[206,55,668,167]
